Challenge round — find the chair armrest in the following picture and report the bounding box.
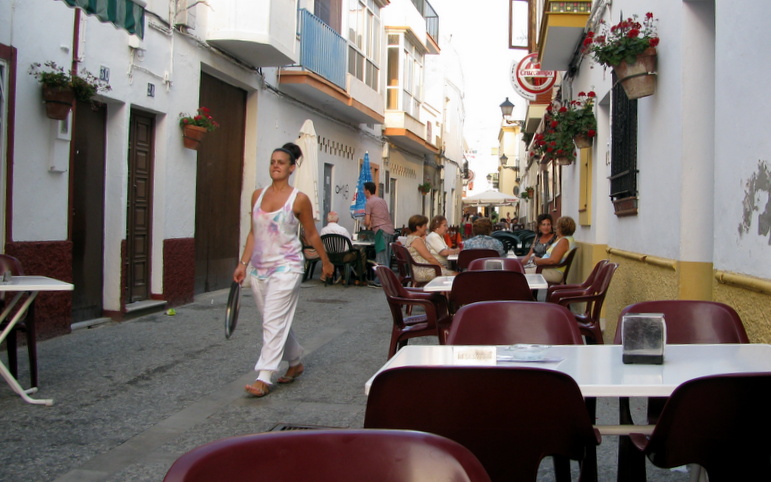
[412,260,442,275]
[547,288,588,304]
[546,282,584,298]
[555,292,601,307]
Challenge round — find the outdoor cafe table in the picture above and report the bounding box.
[0,275,74,406]
[422,273,548,292]
[364,343,771,435]
[447,252,520,262]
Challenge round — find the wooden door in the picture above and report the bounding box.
[126,111,154,303]
[71,100,106,321]
[194,73,246,293]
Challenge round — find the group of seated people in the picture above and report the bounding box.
[314,210,576,287]
[402,213,576,285]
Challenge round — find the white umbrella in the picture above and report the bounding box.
[294,119,320,220]
[462,189,519,206]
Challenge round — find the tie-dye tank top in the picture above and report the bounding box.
[249,187,304,279]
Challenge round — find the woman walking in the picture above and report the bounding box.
[234,143,333,397]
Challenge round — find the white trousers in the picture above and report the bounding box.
[249,271,304,381]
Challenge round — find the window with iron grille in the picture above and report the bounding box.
[609,72,639,215]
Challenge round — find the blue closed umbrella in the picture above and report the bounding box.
[350,152,373,219]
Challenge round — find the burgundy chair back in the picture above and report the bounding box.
[456,248,500,271]
[613,300,748,344]
[447,301,584,345]
[375,265,448,357]
[449,270,534,313]
[365,366,599,481]
[630,373,771,480]
[163,429,492,482]
[467,257,524,273]
[0,254,37,388]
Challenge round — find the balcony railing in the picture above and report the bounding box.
[410,0,440,45]
[298,9,347,89]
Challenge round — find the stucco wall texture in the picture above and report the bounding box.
[574,242,771,344]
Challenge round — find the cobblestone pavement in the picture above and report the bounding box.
[0,279,690,481]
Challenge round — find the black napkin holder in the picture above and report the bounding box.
[621,313,666,364]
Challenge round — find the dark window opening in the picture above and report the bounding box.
[610,72,639,215]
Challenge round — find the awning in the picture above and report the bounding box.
[60,0,145,38]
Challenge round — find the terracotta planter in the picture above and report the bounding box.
[182,125,208,150]
[42,85,75,120]
[556,157,573,166]
[612,47,657,100]
[573,134,593,149]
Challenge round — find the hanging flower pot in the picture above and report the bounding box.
[613,47,657,100]
[182,124,208,150]
[556,156,573,166]
[179,107,219,150]
[573,133,593,149]
[42,85,75,120]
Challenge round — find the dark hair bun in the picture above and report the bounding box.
[282,142,303,163]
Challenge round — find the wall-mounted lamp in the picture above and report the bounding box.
[499,153,508,164]
[499,97,520,125]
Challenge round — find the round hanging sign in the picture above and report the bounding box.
[510,53,557,101]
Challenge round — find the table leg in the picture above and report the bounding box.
[0,291,51,405]
[0,359,52,405]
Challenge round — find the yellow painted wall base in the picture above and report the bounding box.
[567,244,771,343]
[678,261,713,300]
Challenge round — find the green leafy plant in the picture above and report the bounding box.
[530,103,576,164]
[28,61,111,103]
[179,106,219,132]
[418,181,432,194]
[564,91,597,139]
[582,12,659,67]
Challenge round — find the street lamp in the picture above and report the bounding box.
[499,153,508,164]
[499,97,519,125]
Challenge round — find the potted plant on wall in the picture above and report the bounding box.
[564,91,597,149]
[532,103,576,165]
[418,181,432,195]
[582,12,660,99]
[28,61,111,120]
[179,107,219,150]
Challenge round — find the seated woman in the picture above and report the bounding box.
[534,216,576,283]
[426,215,460,269]
[462,217,506,256]
[404,214,456,283]
[522,213,557,265]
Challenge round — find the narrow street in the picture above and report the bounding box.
[2,280,689,481]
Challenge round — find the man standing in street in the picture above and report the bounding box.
[364,182,395,287]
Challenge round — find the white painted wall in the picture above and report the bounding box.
[562,0,771,280]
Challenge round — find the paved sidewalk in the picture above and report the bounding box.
[0,279,690,481]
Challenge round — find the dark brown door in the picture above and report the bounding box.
[71,100,106,321]
[195,73,246,293]
[126,111,154,303]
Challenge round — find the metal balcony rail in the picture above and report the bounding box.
[410,0,440,45]
[298,9,347,89]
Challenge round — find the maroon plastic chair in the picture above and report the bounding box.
[629,373,771,481]
[467,257,524,273]
[446,301,584,345]
[365,366,600,481]
[0,254,37,388]
[163,429,491,482]
[536,248,578,287]
[449,270,534,315]
[613,300,749,481]
[546,259,608,302]
[391,242,441,288]
[375,265,450,357]
[456,248,500,271]
[549,262,618,344]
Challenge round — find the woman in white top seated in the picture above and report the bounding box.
[425,215,460,269]
[534,216,576,283]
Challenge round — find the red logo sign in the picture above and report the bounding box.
[510,53,556,101]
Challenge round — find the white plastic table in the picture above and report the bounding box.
[365,344,771,435]
[422,273,548,292]
[0,275,74,405]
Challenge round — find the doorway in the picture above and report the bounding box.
[126,110,155,303]
[194,72,246,293]
[71,100,106,321]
